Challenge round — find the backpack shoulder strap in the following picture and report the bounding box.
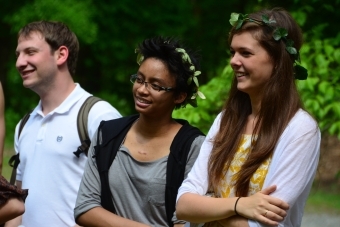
[73,96,102,158]
[165,120,204,227]
[18,112,31,139]
[95,114,139,213]
[9,111,32,184]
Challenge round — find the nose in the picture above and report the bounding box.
[16,53,27,70]
[136,81,150,93]
[230,53,241,69]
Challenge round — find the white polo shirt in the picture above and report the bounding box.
[15,83,121,227]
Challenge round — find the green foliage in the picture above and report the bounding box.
[173,65,232,134]
[1,0,340,144]
[298,36,340,139]
[94,91,133,117]
[4,0,97,44]
[4,109,23,144]
[307,187,340,212]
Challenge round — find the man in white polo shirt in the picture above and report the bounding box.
[5,21,121,227]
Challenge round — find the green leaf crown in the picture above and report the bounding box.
[135,47,206,108]
[229,13,308,80]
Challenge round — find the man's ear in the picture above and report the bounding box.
[55,46,69,66]
[174,92,187,104]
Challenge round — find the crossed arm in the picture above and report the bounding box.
[177,185,288,227]
[176,111,320,227]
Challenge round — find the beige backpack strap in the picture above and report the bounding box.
[73,96,102,157]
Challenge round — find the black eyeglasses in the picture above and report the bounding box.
[130,74,175,92]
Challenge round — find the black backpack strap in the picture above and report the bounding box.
[165,120,204,227]
[95,115,139,213]
[73,96,102,158]
[9,112,31,185]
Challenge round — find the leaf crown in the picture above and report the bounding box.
[229,13,308,80]
[135,46,206,108]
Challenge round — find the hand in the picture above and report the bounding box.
[236,185,289,226]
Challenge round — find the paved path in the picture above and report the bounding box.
[302,212,340,227]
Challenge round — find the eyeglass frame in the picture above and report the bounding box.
[130,74,175,92]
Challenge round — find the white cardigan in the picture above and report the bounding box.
[177,109,321,227]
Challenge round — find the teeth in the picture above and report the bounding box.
[235,72,245,77]
[137,97,150,104]
[22,70,34,75]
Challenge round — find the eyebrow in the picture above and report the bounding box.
[15,46,38,55]
[230,46,251,50]
[136,72,167,84]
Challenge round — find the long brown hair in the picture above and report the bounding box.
[208,8,303,196]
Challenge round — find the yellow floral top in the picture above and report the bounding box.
[216,134,271,198]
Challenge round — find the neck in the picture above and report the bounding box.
[245,94,261,135]
[249,93,262,116]
[39,74,75,115]
[134,114,177,138]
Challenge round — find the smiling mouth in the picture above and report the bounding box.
[136,97,151,104]
[235,72,246,77]
[21,69,35,77]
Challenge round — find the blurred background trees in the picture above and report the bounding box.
[1,0,339,141]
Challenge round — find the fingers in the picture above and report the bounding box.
[268,196,289,210]
[265,204,287,220]
[257,210,280,227]
[250,190,288,225]
[260,185,277,195]
[238,189,289,226]
[260,185,289,210]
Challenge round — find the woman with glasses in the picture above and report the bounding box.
[74,36,205,227]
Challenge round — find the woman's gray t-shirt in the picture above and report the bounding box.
[75,134,205,226]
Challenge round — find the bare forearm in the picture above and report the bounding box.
[216,215,249,227]
[77,207,151,227]
[178,186,288,227]
[177,193,237,223]
[0,198,24,224]
[4,181,24,226]
[4,215,22,227]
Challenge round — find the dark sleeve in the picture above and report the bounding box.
[0,175,28,205]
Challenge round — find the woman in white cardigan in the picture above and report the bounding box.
[176,7,320,227]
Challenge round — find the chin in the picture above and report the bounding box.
[22,81,33,89]
[237,86,247,92]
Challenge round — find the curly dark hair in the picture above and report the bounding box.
[135,36,201,109]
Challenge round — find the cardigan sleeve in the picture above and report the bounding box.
[248,109,321,227]
[177,113,222,201]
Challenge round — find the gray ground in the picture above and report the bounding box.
[302,212,340,227]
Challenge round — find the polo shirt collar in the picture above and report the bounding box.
[30,83,86,117]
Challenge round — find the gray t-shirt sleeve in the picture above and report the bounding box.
[74,131,205,225]
[74,129,102,220]
[173,135,205,224]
